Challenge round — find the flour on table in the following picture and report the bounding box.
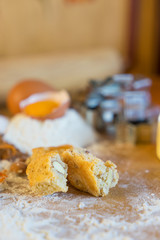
[0,141,160,240]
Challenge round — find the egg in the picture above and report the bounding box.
[7,79,70,120]
[20,90,70,120]
[7,79,55,115]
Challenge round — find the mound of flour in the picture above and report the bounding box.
[3,109,97,155]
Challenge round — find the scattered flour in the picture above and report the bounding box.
[0,141,160,240]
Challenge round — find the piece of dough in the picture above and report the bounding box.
[62,148,119,197]
[26,148,68,195]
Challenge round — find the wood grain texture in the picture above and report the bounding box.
[134,0,158,74]
[0,48,124,100]
[0,141,160,239]
[0,0,129,56]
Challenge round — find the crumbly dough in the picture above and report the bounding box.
[26,148,68,195]
[0,142,160,240]
[26,145,118,197]
[26,145,72,165]
[62,148,119,197]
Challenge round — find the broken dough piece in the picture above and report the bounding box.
[62,148,119,197]
[26,145,72,165]
[26,148,68,195]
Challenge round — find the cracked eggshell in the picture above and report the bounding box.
[7,79,55,115]
[20,90,71,120]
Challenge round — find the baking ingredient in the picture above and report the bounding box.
[0,115,9,135]
[0,142,160,240]
[62,147,119,197]
[3,109,97,155]
[52,161,65,174]
[26,149,68,195]
[0,140,28,174]
[20,90,70,120]
[7,79,54,114]
[7,79,70,120]
[24,100,59,117]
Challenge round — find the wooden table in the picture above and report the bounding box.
[0,74,160,239]
[150,76,160,105]
[0,141,160,240]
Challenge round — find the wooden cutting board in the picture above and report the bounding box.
[0,141,160,240]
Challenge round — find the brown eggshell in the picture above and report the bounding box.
[7,79,55,115]
[27,100,70,121]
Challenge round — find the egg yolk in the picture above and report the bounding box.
[24,100,60,117]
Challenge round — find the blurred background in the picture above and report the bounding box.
[0,0,159,101]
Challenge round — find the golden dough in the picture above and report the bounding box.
[26,147,68,195]
[26,145,118,197]
[62,148,119,197]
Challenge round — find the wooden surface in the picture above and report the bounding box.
[0,141,160,240]
[150,75,160,105]
[0,0,129,56]
[0,49,123,101]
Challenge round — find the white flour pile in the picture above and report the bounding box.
[0,115,9,135]
[0,141,160,240]
[3,109,97,155]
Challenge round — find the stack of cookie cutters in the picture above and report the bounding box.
[83,74,160,144]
